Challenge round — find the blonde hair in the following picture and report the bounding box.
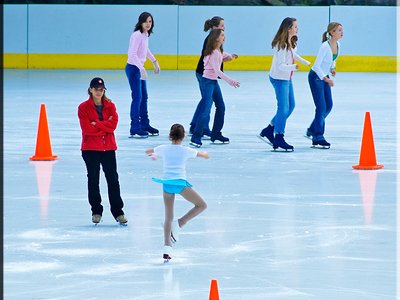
[322,22,342,42]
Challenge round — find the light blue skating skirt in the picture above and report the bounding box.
[151,178,193,194]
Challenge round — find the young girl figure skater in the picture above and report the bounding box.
[126,12,160,138]
[259,17,310,151]
[306,22,343,149]
[78,77,128,225]
[190,29,240,148]
[145,124,208,262]
[189,16,238,138]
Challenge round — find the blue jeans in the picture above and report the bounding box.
[307,70,333,141]
[190,72,211,132]
[193,78,225,139]
[125,63,150,133]
[269,76,295,134]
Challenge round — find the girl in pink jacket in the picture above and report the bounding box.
[190,29,240,148]
[125,12,160,138]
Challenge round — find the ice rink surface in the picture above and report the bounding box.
[3,69,398,299]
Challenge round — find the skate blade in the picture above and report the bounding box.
[129,135,148,139]
[210,141,229,145]
[189,142,202,148]
[201,136,211,140]
[147,133,159,136]
[271,148,294,152]
[304,135,313,140]
[257,135,273,146]
[118,222,128,227]
[163,259,171,263]
[170,233,177,244]
[311,145,330,149]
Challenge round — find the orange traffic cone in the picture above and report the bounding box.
[209,279,220,300]
[30,104,58,161]
[352,112,383,170]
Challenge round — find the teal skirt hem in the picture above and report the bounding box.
[151,178,192,194]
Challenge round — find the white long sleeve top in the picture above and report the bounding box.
[153,144,197,180]
[203,49,235,86]
[127,30,156,71]
[269,46,310,80]
[311,40,340,80]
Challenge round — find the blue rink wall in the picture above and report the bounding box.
[4,4,398,71]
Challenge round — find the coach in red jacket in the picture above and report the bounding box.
[78,77,128,225]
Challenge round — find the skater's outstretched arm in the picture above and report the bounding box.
[145,148,154,156]
[197,151,209,159]
[145,148,158,160]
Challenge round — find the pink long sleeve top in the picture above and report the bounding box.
[203,49,235,85]
[127,30,156,71]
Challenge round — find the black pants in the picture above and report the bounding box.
[82,150,124,219]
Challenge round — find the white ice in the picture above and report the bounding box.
[3,69,398,299]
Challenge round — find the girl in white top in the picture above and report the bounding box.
[145,124,209,262]
[259,17,310,151]
[306,22,343,148]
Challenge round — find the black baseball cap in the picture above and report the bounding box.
[90,77,107,89]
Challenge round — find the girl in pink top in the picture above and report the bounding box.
[189,16,238,138]
[125,12,160,138]
[190,29,240,148]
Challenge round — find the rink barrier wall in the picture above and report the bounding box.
[4,4,398,71]
[4,54,397,72]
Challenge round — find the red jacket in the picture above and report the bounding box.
[78,97,118,151]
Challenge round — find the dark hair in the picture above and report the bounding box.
[271,17,298,50]
[169,124,185,141]
[134,12,154,36]
[204,16,224,32]
[204,29,224,56]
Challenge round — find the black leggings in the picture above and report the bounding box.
[82,150,124,218]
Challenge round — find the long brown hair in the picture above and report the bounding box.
[204,29,224,56]
[322,22,342,42]
[271,17,298,51]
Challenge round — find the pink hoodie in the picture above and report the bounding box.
[127,30,156,71]
[203,49,235,86]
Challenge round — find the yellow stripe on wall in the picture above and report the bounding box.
[336,56,398,72]
[3,54,28,68]
[4,54,398,72]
